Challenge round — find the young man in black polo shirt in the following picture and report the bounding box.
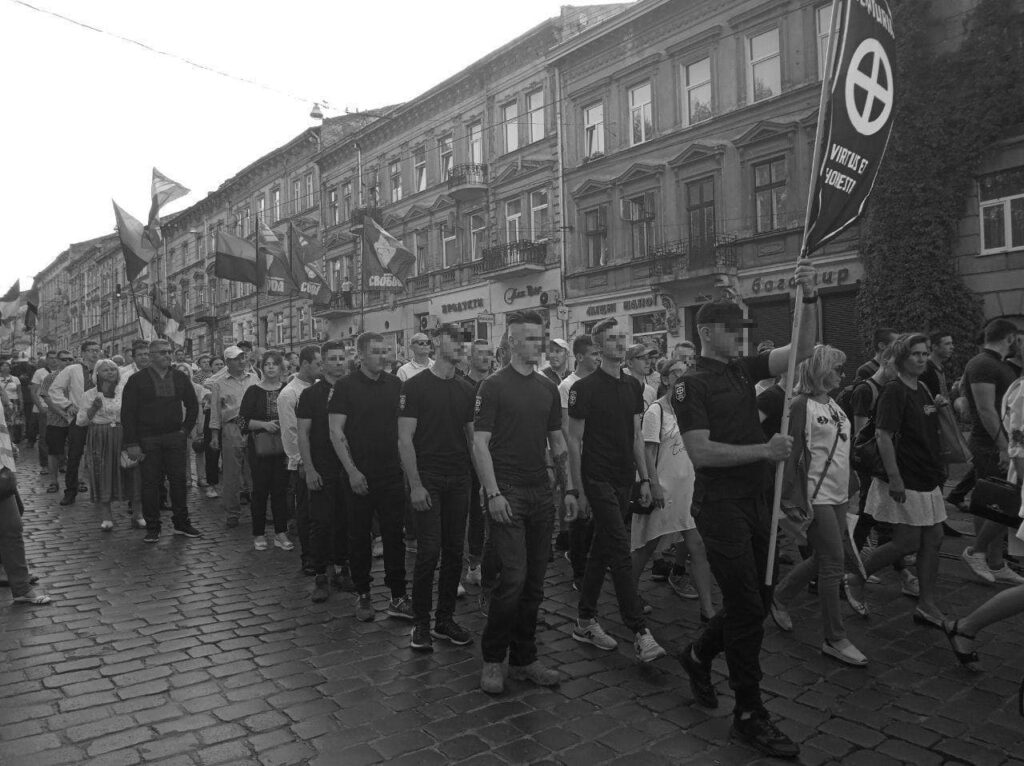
[672,262,817,761]
[399,324,476,651]
[297,340,353,603]
[474,310,578,694]
[567,318,665,663]
[328,332,411,622]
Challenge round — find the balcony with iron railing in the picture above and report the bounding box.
[447,164,488,202]
[647,235,738,282]
[476,240,548,277]
[313,289,362,319]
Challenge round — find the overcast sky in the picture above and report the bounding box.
[0,0,627,292]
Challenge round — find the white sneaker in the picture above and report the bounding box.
[273,532,294,551]
[900,569,920,598]
[961,547,995,584]
[254,535,268,551]
[634,629,666,663]
[572,618,618,651]
[464,565,482,586]
[457,581,467,598]
[372,536,384,559]
[991,565,1024,585]
[205,487,220,499]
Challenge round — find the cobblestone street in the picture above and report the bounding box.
[3,465,1024,766]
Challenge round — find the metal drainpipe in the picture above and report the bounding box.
[553,64,569,340]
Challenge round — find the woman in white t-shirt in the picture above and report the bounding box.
[637,358,714,621]
[771,345,866,667]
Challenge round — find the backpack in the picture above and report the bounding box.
[836,377,881,426]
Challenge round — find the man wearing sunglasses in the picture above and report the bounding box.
[397,333,433,382]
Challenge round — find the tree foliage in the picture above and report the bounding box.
[858,0,1024,372]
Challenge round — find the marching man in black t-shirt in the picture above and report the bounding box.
[473,310,578,694]
[328,333,411,623]
[566,317,666,663]
[673,262,818,761]
[399,324,477,652]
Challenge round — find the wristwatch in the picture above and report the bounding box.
[564,489,579,499]
[485,491,503,503]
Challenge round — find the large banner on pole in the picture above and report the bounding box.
[803,0,896,255]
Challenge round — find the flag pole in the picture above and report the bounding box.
[255,216,262,351]
[287,223,295,349]
[765,0,842,586]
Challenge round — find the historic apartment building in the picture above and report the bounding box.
[29,0,1021,364]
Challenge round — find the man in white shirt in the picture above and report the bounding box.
[30,352,55,471]
[624,343,658,410]
[397,333,433,381]
[48,340,100,505]
[540,339,571,385]
[279,346,320,572]
[209,346,260,527]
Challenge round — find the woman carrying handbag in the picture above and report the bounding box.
[239,351,293,552]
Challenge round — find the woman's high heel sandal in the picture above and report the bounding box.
[943,619,980,672]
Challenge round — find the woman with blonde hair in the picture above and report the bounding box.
[771,345,866,666]
[77,359,126,530]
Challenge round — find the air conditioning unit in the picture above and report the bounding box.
[539,290,561,306]
[419,315,442,332]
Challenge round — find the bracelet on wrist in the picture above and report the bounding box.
[639,479,650,485]
[564,489,579,499]
[486,491,503,503]
[802,293,819,304]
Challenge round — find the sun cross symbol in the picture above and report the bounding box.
[375,233,396,261]
[844,38,893,137]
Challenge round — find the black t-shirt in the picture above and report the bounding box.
[756,383,786,439]
[855,358,879,381]
[474,366,560,487]
[568,367,643,486]
[963,349,1016,447]
[327,369,402,480]
[918,360,946,400]
[875,378,944,491]
[296,378,341,477]
[673,353,772,501]
[400,370,475,476]
[850,378,882,423]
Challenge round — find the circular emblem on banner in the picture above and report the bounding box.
[568,390,577,407]
[673,382,686,402]
[845,38,894,137]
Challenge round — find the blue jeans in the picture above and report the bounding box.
[481,482,553,666]
[412,472,470,625]
[578,480,645,634]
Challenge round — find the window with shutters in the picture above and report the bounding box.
[583,205,609,268]
[821,289,864,373]
[747,297,790,353]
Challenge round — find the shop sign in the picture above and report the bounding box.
[623,295,657,312]
[477,312,495,322]
[441,298,485,314]
[586,303,616,317]
[503,285,543,305]
[750,268,850,294]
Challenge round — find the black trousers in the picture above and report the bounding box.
[346,475,406,598]
[307,470,349,573]
[249,449,289,537]
[64,423,87,493]
[140,431,189,533]
[203,411,220,485]
[411,472,470,625]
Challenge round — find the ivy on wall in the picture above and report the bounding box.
[857,0,1024,371]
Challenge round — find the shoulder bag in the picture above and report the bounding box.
[922,380,972,465]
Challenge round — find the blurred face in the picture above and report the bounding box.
[436,332,466,364]
[360,341,388,375]
[197,358,211,372]
[548,344,567,370]
[700,323,744,359]
[149,343,172,371]
[576,344,601,375]
[211,358,225,373]
[510,322,544,365]
[226,355,245,375]
[598,326,629,363]
[470,343,493,373]
[0,363,9,376]
[323,349,347,379]
[933,336,954,360]
[263,357,282,380]
[673,346,696,367]
[45,352,55,369]
[900,343,930,377]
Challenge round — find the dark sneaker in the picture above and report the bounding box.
[478,590,491,617]
[143,529,160,544]
[410,624,433,652]
[78,481,88,493]
[173,523,201,538]
[508,661,560,687]
[332,567,356,593]
[301,559,317,577]
[59,491,76,506]
[355,593,374,622]
[311,575,329,603]
[239,491,251,505]
[677,644,717,708]
[386,596,414,621]
[651,557,672,582]
[432,619,473,646]
[730,708,799,760]
[554,530,569,552]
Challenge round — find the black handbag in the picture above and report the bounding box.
[0,466,17,502]
[851,421,886,478]
[968,476,1022,528]
[629,482,654,516]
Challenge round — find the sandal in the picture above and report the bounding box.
[13,590,52,605]
[844,574,869,618]
[943,619,980,671]
[45,483,58,493]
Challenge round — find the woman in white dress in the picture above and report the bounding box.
[636,358,714,621]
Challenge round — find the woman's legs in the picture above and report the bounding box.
[268,458,290,535]
[959,584,1024,637]
[916,522,945,618]
[682,528,715,618]
[809,505,851,643]
[250,453,271,537]
[631,537,660,591]
[97,500,113,525]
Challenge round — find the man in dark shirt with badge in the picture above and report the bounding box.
[328,332,411,623]
[567,318,665,663]
[473,310,577,694]
[297,340,353,604]
[399,324,476,651]
[672,262,818,761]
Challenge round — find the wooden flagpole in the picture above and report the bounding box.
[765,0,843,586]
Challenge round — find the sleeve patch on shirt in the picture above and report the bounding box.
[673,382,686,402]
[568,390,577,407]
[474,395,482,416]
[399,394,406,412]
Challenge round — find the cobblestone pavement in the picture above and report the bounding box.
[3,462,1024,766]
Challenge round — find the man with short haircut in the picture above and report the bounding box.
[280,346,320,574]
[539,339,571,385]
[328,332,411,622]
[30,351,56,472]
[400,325,476,651]
[298,341,354,603]
[120,339,151,380]
[122,339,200,542]
[48,340,100,505]
[957,319,1024,585]
[856,327,899,380]
[474,310,577,694]
[672,263,818,760]
[567,319,665,663]
[559,335,600,587]
[397,333,433,381]
[920,330,954,398]
[209,346,260,527]
[39,351,72,487]
[623,343,658,410]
